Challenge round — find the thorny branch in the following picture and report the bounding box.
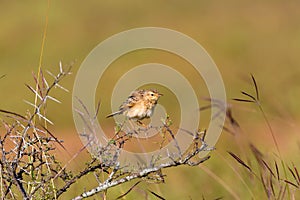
[0,62,74,199]
[0,62,213,200]
[72,105,212,199]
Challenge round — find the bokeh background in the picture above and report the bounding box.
[1,1,300,199]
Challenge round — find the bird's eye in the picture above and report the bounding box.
[151,93,154,96]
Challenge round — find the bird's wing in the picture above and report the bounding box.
[106,96,136,118]
[119,90,142,110]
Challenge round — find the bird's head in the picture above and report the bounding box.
[144,89,163,102]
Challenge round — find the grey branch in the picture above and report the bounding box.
[72,141,210,200]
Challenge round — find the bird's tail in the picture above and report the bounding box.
[106,110,122,118]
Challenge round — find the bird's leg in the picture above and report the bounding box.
[136,120,154,133]
[138,120,152,130]
[136,120,147,127]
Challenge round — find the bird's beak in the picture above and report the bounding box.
[158,93,163,96]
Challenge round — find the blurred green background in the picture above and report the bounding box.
[1,1,300,199]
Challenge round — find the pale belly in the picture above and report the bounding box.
[126,104,155,119]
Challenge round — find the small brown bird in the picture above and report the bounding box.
[106,89,162,120]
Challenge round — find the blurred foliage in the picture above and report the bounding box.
[1,1,300,199]
[1,1,300,124]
